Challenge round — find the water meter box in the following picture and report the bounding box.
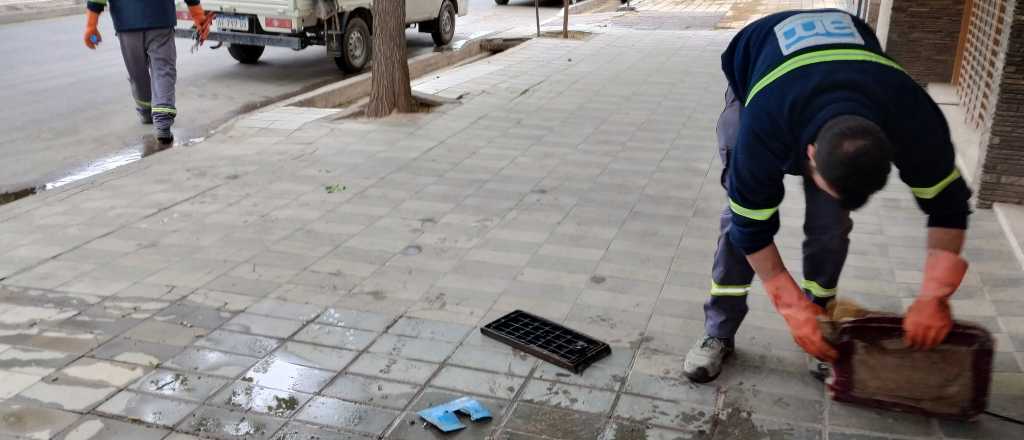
[827,316,994,420]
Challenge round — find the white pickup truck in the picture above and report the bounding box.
[174,0,468,72]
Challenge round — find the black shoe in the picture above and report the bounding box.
[156,127,173,145]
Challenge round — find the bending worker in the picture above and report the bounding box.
[84,0,210,144]
[683,9,973,383]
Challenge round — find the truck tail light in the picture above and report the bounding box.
[265,17,292,29]
[176,11,190,20]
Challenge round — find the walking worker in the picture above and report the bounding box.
[83,0,211,144]
[683,8,973,383]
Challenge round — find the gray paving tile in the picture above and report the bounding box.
[317,308,396,331]
[273,422,373,440]
[132,369,231,401]
[241,355,335,394]
[13,379,118,412]
[222,313,305,338]
[386,389,510,440]
[293,324,378,351]
[613,394,715,433]
[96,390,199,427]
[600,421,709,440]
[53,415,168,440]
[367,334,458,363]
[710,409,821,440]
[153,303,234,329]
[294,397,400,436]
[122,320,209,346]
[387,317,473,342]
[246,298,324,321]
[0,346,78,376]
[448,344,536,377]
[90,336,183,367]
[721,386,823,425]
[624,372,719,408]
[178,405,286,440]
[274,341,358,372]
[322,373,421,410]
[430,366,526,399]
[348,353,439,385]
[204,275,282,297]
[504,403,606,440]
[520,379,617,414]
[827,402,937,437]
[211,381,313,417]
[0,403,82,440]
[164,347,260,377]
[195,330,282,357]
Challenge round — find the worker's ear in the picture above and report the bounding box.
[807,144,817,166]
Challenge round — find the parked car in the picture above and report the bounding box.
[175,0,468,72]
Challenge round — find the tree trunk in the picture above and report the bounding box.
[366,0,415,117]
[563,0,569,38]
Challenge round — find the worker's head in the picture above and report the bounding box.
[808,115,893,210]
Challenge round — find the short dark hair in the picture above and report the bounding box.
[813,115,893,211]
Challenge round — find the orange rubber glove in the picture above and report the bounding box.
[904,249,968,350]
[84,10,101,49]
[764,270,838,362]
[188,5,211,42]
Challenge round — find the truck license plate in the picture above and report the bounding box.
[216,15,249,32]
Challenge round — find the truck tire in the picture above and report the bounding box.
[335,16,371,73]
[227,44,265,64]
[494,0,509,4]
[431,1,456,46]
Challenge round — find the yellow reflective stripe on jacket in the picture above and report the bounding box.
[710,281,751,297]
[801,280,837,298]
[745,49,905,106]
[910,168,961,200]
[729,199,778,221]
[152,107,177,114]
[89,0,107,5]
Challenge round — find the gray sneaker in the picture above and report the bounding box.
[683,335,733,383]
[808,356,831,382]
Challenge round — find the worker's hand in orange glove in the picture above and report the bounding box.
[904,249,968,350]
[764,270,838,362]
[188,5,212,41]
[84,10,101,49]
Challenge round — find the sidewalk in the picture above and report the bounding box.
[1,17,1023,440]
[0,0,81,24]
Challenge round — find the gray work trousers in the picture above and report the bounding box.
[704,87,854,341]
[117,28,177,130]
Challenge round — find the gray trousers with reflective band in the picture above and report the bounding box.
[117,28,177,130]
[704,87,854,340]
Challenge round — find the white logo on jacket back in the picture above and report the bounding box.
[773,12,865,55]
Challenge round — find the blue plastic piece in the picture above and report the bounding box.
[90,35,99,44]
[417,397,492,432]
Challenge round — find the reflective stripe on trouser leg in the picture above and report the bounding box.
[117,31,153,118]
[801,175,852,310]
[704,85,755,341]
[146,28,177,130]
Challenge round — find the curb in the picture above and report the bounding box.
[0,2,82,25]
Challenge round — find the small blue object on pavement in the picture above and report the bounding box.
[417,397,492,432]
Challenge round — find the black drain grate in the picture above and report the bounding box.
[481,310,611,374]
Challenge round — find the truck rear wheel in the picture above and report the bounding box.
[227,44,265,64]
[335,16,371,73]
[431,1,456,46]
[494,0,509,4]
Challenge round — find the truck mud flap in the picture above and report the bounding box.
[174,28,306,50]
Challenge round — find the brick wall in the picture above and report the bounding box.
[885,0,965,83]
[978,1,1024,205]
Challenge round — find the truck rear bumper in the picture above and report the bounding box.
[174,28,307,50]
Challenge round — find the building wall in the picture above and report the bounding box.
[884,0,966,83]
[978,0,1024,205]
